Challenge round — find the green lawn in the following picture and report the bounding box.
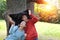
[0,20,6,40]
[0,20,60,40]
[0,20,6,31]
[35,22,60,40]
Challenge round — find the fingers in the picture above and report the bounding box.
[28,10,31,15]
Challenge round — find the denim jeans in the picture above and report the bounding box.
[35,38,38,40]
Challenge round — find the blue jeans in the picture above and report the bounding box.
[35,38,38,40]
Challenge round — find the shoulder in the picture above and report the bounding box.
[13,25,19,29]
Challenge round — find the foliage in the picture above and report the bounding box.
[0,0,6,19]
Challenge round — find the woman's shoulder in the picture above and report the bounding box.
[11,25,19,30]
[14,25,18,27]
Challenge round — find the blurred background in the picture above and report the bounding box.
[34,0,60,23]
[0,0,60,40]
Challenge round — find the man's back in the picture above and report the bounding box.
[24,14,38,40]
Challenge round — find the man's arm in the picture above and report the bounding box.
[29,10,40,24]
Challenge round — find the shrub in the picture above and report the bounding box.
[0,1,6,19]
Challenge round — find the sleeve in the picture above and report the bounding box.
[21,35,25,40]
[9,24,18,34]
[30,14,38,24]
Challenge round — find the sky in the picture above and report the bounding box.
[44,0,60,9]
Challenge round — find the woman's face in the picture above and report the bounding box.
[20,21,26,27]
[22,15,28,22]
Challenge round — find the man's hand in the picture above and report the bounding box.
[28,10,31,15]
[36,14,41,21]
[28,10,41,21]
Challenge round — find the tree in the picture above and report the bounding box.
[4,0,38,35]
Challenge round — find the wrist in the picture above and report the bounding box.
[29,10,31,15]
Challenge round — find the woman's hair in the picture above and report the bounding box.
[18,21,26,27]
[18,20,23,27]
[9,9,30,25]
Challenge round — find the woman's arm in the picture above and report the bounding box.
[9,24,18,34]
[9,24,15,34]
[7,15,15,25]
[3,11,15,25]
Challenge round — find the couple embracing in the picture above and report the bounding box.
[5,10,40,40]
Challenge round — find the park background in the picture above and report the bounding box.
[0,0,60,40]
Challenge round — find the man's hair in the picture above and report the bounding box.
[18,9,31,19]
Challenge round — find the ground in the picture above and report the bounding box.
[0,20,60,40]
[0,20,6,40]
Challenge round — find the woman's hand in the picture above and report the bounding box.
[8,15,15,25]
[25,33,27,37]
[10,19,15,25]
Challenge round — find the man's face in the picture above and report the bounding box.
[22,15,28,22]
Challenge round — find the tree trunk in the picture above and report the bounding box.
[4,0,37,35]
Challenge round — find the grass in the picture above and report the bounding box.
[0,20,6,40]
[0,20,6,31]
[35,22,60,40]
[0,20,60,40]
